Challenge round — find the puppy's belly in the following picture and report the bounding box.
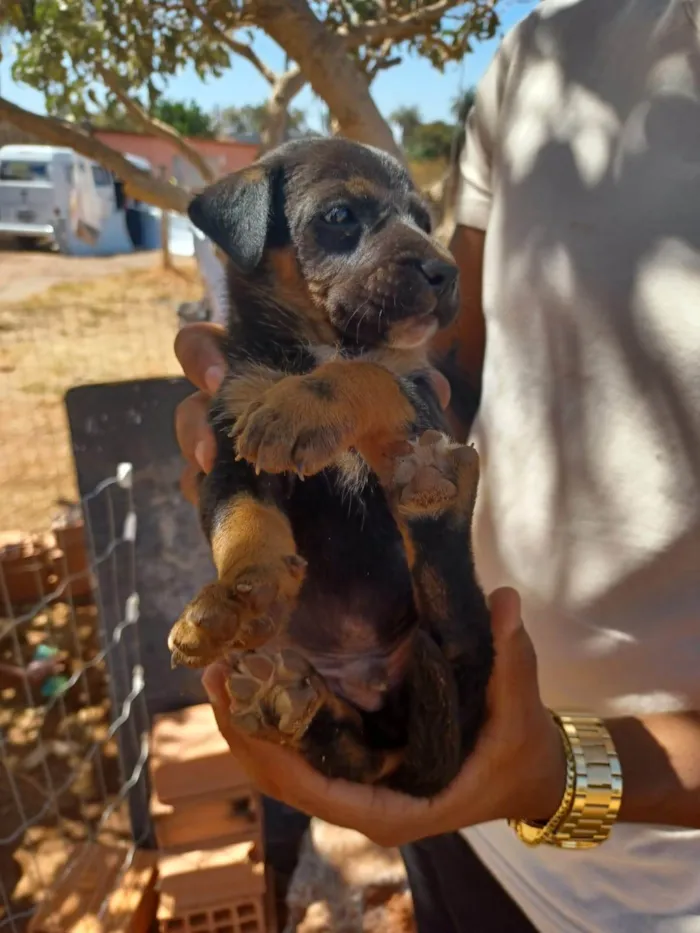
[274,605,416,713]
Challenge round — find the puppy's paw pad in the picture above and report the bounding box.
[168,582,248,668]
[391,431,478,517]
[168,558,307,668]
[227,649,322,743]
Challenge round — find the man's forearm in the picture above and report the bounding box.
[433,224,487,389]
[606,713,700,828]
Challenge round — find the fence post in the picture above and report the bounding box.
[160,166,172,270]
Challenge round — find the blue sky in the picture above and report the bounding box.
[0,2,536,130]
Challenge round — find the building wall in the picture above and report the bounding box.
[94,130,258,185]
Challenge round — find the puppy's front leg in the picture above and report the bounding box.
[232,359,418,477]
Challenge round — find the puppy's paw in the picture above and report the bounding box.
[390,430,479,520]
[168,556,307,668]
[233,375,353,477]
[227,648,324,744]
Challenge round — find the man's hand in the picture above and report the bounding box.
[202,587,567,846]
[174,323,227,503]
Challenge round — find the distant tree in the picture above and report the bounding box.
[88,97,216,138]
[215,103,309,140]
[391,106,457,162]
[406,119,456,161]
[449,85,477,174]
[151,99,216,139]
[389,105,423,147]
[451,86,477,126]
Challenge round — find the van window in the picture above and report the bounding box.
[91,164,113,187]
[0,160,50,182]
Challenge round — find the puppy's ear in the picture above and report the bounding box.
[187,164,277,271]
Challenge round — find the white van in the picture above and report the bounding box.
[0,144,112,248]
[0,144,159,254]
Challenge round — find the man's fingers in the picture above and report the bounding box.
[427,367,451,410]
[174,322,227,394]
[486,586,540,716]
[488,587,523,643]
[203,662,341,810]
[201,663,431,844]
[180,464,200,506]
[175,390,216,473]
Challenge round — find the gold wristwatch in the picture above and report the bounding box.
[509,712,623,850]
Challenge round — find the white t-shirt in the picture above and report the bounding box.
[456,0,700,929]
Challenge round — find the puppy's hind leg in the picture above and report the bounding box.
[226,647,401,784]
[169,459,307,668]
[382,431,494,795]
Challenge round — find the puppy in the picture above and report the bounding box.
[168,138,493,797]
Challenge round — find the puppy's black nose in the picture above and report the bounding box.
[419,259,458,292]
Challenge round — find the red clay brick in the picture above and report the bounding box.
[150,705,253,804]
[157,895,266,933]
[158,841,265,909]
[151,788,263,853]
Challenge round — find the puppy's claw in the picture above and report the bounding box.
[283,554,308,578]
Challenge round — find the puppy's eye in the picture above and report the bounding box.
[322,206,356,226]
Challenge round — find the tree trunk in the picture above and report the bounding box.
[259,67,305,154]
[0,97,191,213]
[250,0,402,161]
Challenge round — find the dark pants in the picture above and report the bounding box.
[401,832,538,932]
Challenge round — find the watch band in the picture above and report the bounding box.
[510,711,623,850]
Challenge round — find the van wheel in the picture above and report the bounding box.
[16,237,39,251]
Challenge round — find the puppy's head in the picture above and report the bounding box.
[188,137,459,349]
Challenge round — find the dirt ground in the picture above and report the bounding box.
[0,249,202,930]
[0,245,158,304]
[0,250,201,533]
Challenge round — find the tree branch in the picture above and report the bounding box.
[182,0,278,85]
[275,66,306,104]
[249,0,402,160]
[259,64,306,152]
[95,64,215,183]
[341,0,471,48]
[366,38,402,80]
[0,96,190,213]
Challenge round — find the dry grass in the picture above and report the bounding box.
[0,258,201,533]
[408,158,448,192]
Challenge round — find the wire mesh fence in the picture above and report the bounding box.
[0,226,215,928]
[0,461,152,933]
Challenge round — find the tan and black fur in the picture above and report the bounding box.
[168,138,493,797]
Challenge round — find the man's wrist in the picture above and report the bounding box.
[511,713,569,824]
[510,712,623,849]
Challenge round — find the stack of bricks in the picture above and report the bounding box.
[150,703,274,933]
